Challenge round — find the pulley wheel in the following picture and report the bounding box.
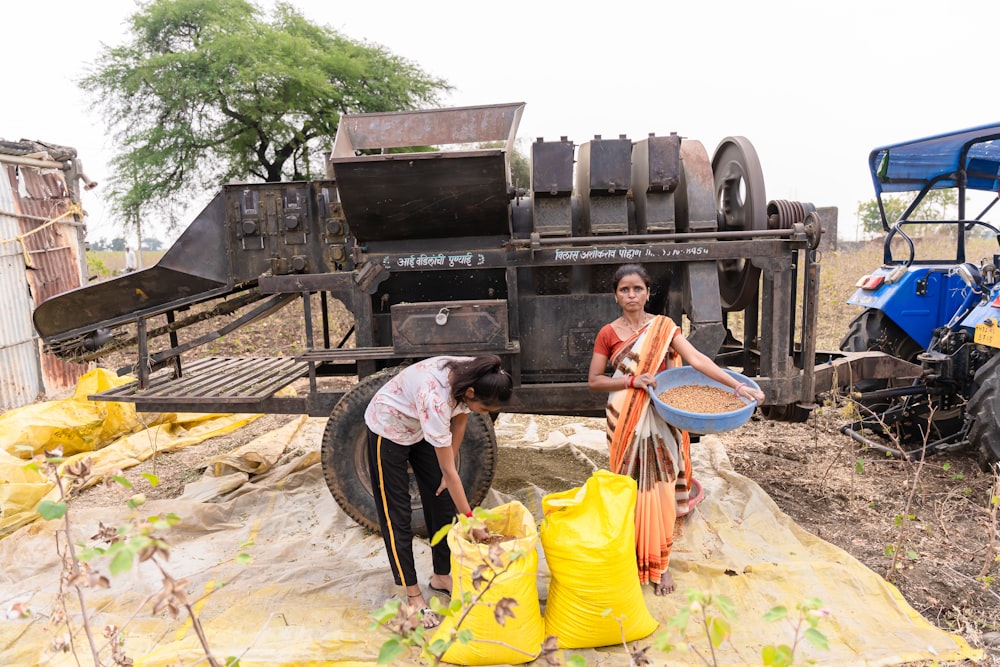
[712,136,767,311]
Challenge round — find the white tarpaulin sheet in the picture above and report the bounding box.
[0,414,980,666]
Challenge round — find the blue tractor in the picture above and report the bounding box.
[841,124,1000,468]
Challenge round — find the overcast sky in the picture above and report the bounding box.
[5,0,1000,244]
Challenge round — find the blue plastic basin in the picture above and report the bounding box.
[647,367,759,434]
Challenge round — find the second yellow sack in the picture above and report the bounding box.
[540,470,658,648]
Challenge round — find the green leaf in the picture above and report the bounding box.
[652,630,675,652]
[371,600,401,623]
[763,605,788,622]
[855,458,864,474]
[714,594,738,620]
[667,607,690,631]
[430,523,451,546]
[376,639,406,665]
[111,475,132,488]
[566,656,588,667]
[804,627,830,651]
[142,473,160,487]
[471,506,502,522]
[77,547,104,561]
[37,500,67,520]
[906,549,919,560]
[109,549,134,576]
[235,552,252,566]
[761,643,793,667]
[456,628,474,644]
[225,657,240,667]
[708,617,730,647]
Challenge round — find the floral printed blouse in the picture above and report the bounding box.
[364,356,473,448]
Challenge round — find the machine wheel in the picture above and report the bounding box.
[967,352,1000,470]
[712,136,768,312]
[761,403,811,423]
[320,366,498,536]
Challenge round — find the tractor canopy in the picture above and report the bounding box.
[870,123,1000,196]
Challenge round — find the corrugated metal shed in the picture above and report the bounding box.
[0,140,91,410]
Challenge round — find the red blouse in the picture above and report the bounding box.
[593,323,673,373]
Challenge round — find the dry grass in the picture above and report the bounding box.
[87,249,166,278]
[814,233,1000,350]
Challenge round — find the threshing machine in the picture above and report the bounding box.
[34,102,848,532]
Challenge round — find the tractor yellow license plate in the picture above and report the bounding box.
[974,321,1000,349]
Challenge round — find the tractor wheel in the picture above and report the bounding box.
[967,352,1000,470]
[840,308,923,362]
[320,367,498,536]
[839,308,923,400]
[839,308,922,411]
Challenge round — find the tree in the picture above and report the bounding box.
[479,140,530,190]
[855,189,959,235]
[80,0,451,234]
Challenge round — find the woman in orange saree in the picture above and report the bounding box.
[588,264,765,594]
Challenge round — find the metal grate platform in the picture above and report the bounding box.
[92,357,309,405]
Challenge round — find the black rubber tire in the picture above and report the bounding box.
[761,403,811,423]
[839,308,923,400]
[320,366,498,536]
[839,308,923,362]
[967,352,1000,470]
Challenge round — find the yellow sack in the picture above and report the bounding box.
[431,501,544,665]
[540,470,658,648]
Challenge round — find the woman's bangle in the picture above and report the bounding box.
[733,382,746,397]
[464,510,474,518]
[628,374,635,389]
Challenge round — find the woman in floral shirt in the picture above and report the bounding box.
[364,354,512,628]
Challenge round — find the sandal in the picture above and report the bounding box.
[417,606,442,629]
[428,579,451,596]
[407,594,442,629]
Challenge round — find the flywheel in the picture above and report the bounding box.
[712,136,767,311]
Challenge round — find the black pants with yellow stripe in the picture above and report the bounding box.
[367,429,456,588]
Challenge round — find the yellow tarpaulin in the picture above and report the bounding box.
[0,368,259,537]
[0,410,982,666]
